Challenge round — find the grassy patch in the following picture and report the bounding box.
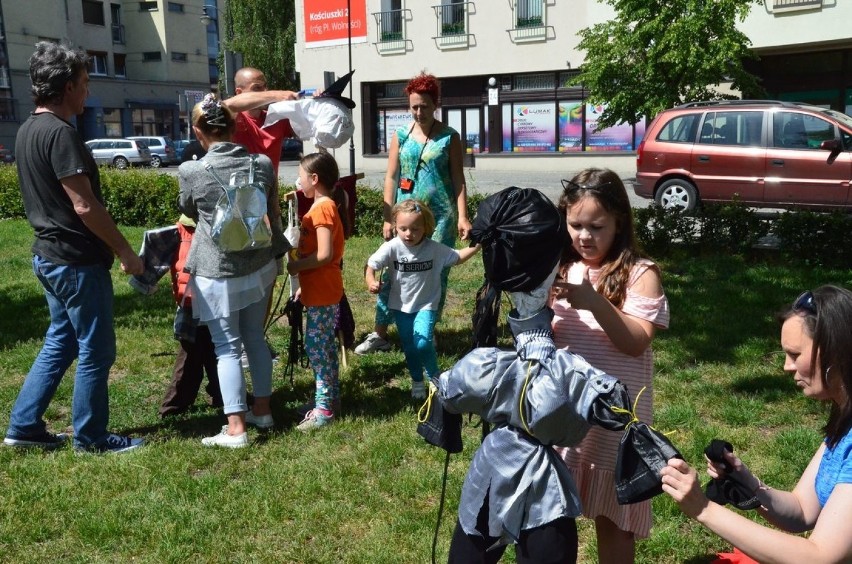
[0,218,849,562]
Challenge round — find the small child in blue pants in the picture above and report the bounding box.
[365,199,480,399]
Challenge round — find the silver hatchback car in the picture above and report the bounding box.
[85,138,152,169]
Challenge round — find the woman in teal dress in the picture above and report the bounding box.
[354,72,472,355]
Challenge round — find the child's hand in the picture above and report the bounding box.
[552,266,598,310]
[368,281,380,294]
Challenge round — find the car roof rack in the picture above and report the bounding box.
[676,99,807,109]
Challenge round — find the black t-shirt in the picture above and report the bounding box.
[16,112,113,267]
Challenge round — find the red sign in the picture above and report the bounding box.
[304,0,367,48]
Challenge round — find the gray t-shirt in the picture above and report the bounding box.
[367,237,459,313]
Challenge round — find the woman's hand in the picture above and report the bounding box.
[382,221,394,241]
[368,281,380,294]
[707,449,760,492]
[661,458,712,519]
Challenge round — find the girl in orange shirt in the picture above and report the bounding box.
[287,152,348,431]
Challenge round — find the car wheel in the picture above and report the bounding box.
[655,178,698,212]
[150,155,162,168]
[113,156,129,170]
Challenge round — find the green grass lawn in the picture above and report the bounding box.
[0,218,849,563]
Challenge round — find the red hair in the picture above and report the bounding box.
[404,72,440,106]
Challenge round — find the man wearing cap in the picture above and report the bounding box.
[223,67,299,170]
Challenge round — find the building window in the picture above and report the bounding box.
[434,0,470,49]
[514,73,555,91]
[142,51,162,62]
[373,0,406,54]
[82,0,105,26]
[114,53,126,77]
[167,2,184,13]
[103,108,122,137]
[171,52,187,62]
[87,51,108,75]
[773,0,822,13]
[111,3,124,43]
[138,1,158,11]
[510,0,546,42]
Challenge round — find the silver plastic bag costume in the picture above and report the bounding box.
[205,154,272,252]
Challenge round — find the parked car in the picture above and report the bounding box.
[127,136,178,168]
[634,100,852,211]
[173,139,191,161]
[85,138,152,169]
[0,145,14,164]
[281,138,304,161]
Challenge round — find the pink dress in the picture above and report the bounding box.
[552,259,669,538]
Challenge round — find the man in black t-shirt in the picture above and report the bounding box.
[3,42,145,454]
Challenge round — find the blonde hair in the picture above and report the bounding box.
[392,199,435,238]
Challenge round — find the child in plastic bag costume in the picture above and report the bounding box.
[429,187,632,563]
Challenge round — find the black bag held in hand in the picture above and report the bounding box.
[615,420,683,505]
[416,382,463,454]
[704,439,761,510]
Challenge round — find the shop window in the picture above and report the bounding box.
[103,108,122,137]
[82,0,105,25]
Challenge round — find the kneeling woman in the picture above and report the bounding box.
[178,94,288,447]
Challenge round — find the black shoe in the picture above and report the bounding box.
[76,433,144,454]
[3,431,68,450]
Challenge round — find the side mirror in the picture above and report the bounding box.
[819,139,841,165]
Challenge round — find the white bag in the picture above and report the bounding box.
[285,198,301,296]
[263,98,355,149]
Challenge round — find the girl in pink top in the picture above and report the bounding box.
[550,168,669,564]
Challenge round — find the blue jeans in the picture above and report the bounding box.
[7,256,116,448]
[205,285,272,416]
[393,309,438,383]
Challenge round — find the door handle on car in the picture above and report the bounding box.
[698,155,710,162]
[771,159,785,166]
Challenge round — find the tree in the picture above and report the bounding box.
[226,0,298,91]
[573,0,764,129]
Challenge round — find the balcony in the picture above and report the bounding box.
[508,0,546,42]
[772,0,822,12]
[0,97,17,121]
[433,2,473,49]
[373,9,407,54]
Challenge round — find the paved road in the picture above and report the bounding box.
[162,160,650,208]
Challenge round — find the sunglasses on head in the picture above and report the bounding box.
[792,290,817,315]
[561,179,614,192]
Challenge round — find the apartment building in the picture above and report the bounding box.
[0,0,222,151]
[294,0,852,176]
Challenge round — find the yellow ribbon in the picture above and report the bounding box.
[519,361,533,435]
[609,386,676,437]
[417,381,437,423]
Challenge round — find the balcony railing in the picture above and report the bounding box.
[508,0,546,42]
[111,23,125,44]
[0,67,9,89]
[773,0,822,12]
[0,97,17,121]
[433,2,473,49]
[372,9,407,54]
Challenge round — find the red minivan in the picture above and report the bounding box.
[634,100,852,211]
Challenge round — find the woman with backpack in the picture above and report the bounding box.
[178,94,289,448]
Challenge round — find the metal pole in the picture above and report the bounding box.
[347,0,355,175]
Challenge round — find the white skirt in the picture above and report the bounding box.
[189,259,277,322]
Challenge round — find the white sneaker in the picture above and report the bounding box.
[245,411,274,429]
[411,381,426,400]
[354,332,392,355]
[201,428,248,448]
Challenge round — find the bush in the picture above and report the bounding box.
[697,201,770,254]
[352,185,485,237]
[0,164,23,220]
[772,209,852,267]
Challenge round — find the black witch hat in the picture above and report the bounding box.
[317,70,356,109]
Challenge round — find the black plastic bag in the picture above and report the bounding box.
[469,187,568,293]
[615,421,682,505]
[704,439,761,510]
[416,383,463,454]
